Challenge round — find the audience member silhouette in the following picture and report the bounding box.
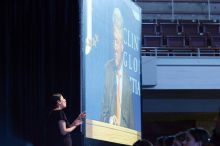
[209,108,220,146]
[182,127,210,146]
[155,136,166,146]
[173,131,186,146]
[163,135,175,146]
[133,139,153,146]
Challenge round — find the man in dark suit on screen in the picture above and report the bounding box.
[100,8,134,129]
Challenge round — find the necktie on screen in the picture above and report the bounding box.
[116,73,121,126]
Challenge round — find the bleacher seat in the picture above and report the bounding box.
[211,36,220,47]
[179,20,199,36]
[141,19,220,57]
[166,36,185,48]
[158,19,179,36]
[188,36,207,48]
[200,20,220,36]
[143,35,163,47]
[142,19,159,35]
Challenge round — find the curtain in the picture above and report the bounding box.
[3,0,81,145]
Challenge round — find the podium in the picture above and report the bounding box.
[86,119,141,145]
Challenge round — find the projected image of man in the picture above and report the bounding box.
[100,8,134,129]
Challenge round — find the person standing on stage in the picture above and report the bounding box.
[46,93,86,146]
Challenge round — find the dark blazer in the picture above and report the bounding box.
[100,59,134,129]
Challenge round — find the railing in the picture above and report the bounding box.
[142,19,220,57]
[136,0,220,20]
[141,47,220,57]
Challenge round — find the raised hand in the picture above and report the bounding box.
[73,119,83,126]
[78,112,86,119]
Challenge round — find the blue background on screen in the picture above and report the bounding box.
[82,0,141,131]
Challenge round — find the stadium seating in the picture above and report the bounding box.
[142,19,220,56]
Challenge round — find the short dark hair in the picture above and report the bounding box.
[133,139,153,146]
[50,93,62,109]
[163,135,174,146]
[187,127,210,146]
[175,131,186,142]
[155,136,166,146]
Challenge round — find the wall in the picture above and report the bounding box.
[135,0,220,20]
[143,57,220,89]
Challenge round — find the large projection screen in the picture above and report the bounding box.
[81,0,142,145]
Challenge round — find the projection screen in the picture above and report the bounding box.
[81,0,142,145]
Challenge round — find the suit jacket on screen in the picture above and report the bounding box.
[100,59,134,129]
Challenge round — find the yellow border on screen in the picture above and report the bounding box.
[86,119,141,145]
